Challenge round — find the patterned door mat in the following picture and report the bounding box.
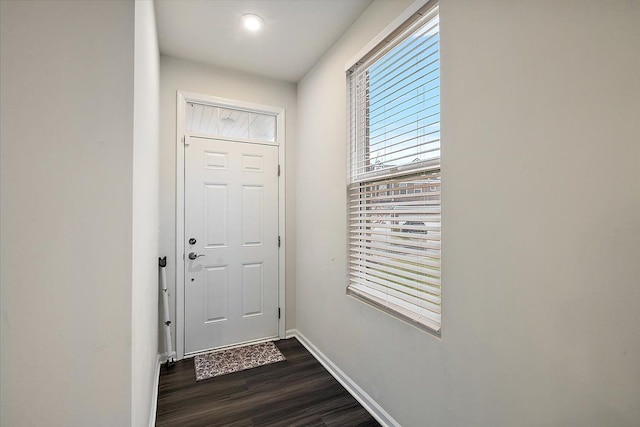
[194,341,286,381]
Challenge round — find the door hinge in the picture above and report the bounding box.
[278,164,281,177]
[278,307,281,319]
[278,236,281,248]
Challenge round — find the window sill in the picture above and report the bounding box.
[347,287,441,338]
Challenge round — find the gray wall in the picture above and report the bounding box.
[1,1,160,426]
[159,56,297,354]
[295,1,640,426]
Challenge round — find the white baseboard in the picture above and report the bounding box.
[149,354,162,427]
[288,329,400,427]
[285,328,297,339]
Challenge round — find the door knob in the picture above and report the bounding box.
[188,252,205,260]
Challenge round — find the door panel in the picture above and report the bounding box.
[242,185,264,245]
[204,184,227,247]
[185,136,279,354]
[204,266,228,322]
[242,263,263,316]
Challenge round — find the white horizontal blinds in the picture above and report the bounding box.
[347,2,441,333]
[185,102,276,142]
[348,171,441,331]
[349,5,439,182]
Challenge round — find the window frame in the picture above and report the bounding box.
[346,0,441,335]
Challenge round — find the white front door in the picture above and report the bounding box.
[184,136,279,354]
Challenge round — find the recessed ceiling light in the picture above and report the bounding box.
[241,13,264,32]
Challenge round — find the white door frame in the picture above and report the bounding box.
[175,90,286,360]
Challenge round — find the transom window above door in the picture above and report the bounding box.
[186,102,277,143]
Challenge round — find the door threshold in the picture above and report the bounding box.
[184,335,280,358]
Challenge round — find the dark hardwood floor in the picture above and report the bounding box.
[155,338,380,427]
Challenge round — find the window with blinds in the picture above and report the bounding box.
[347,2,441,333]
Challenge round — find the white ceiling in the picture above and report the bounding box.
[155,0,374,83]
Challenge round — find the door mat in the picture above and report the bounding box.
[194,341,286,381]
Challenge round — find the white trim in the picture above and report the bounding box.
[175,90,286,360]
[289,330,401,427]
[277,110,286,340]
[345,0,430,71]
[176,91,186,360]
[148,355,162,427]
[285,328,297,339]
